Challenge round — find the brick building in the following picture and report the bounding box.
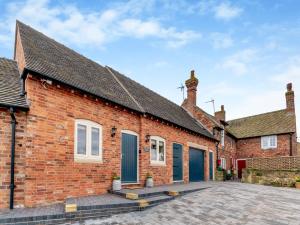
[0,21,218,209]
[181,69,297,179]
[0,21,297,210]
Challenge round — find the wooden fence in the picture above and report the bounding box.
[246,156,300,170]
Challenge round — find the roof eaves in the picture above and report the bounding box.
[24,67,143,114]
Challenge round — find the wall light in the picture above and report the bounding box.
[111,126,117,137]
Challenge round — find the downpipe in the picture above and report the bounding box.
[9,107,17,210]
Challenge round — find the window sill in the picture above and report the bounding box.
[261,147,277,150]
[150,161,166,167]
[74,157,103,163]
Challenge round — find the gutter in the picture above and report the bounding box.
[9,107,17,210]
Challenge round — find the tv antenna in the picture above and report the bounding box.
[205,98,215,114]
[177,83,185,101]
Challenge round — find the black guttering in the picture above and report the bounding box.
[9,107,17,210]
[21,68,216,141]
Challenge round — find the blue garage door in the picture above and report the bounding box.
[189,148,204,182]
[121,133,138,183]
[173,143,183,181]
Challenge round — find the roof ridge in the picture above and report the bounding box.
[105,66,145,113]
[227,109,287,123]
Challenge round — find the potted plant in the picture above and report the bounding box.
[146,173,154,188]
[295,177,300,189]
[112,173,121,191]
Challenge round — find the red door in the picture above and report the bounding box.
[237,160,246,179]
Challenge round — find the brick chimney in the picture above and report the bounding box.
[286,83,295,112]
[215,105,226,122]
[185,70,198,112]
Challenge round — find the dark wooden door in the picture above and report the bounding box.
[173,143,183,181]
[121,133,137,183]
[189,148,204,182]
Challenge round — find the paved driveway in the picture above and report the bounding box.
[73,182,300,225]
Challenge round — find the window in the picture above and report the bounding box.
[150,136,166,165]
[261,135,277,149]
[220,129,225,147]
[75,119,102,162]
[220,158,226,169]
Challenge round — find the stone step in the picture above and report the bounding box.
[111,186,209,199]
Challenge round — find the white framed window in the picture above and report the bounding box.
[220,158,226,169]
[261,135,277,149]
[220,129,225,147]
[74,119,102,163]
[150,136,166,165]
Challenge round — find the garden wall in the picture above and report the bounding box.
[242,169,300,187]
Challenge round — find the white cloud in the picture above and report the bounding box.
[210,32,233,49]
[214,2,243,21]
[219,49,257,76]
[0,0,200,49]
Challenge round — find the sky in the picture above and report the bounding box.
[0,0,299,139]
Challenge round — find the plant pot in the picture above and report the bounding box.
[112,179,121,191]
[146,177,154,188]
[296,182,300,189]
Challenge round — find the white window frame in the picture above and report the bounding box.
[150,136,166,166]
[220,129,225,147]
[261,135,277,149]
[220,157,226,170]
[74,119,103,163]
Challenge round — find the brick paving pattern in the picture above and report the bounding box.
[70,182,300,225]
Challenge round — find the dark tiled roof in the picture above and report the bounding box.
[17,21,141,112]
[0,58,28,109]
[109,67,214,138]
[16,21,214,139]
[227,109,296,139]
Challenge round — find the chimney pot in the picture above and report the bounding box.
[191,70,195,78]
[287,83,292,91]
[221,105,225,111]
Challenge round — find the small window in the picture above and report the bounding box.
[150,136,166,165]
[261,135,277,149]
[220,158,226,169]
[221,130,225,147]
[75,119,102,162]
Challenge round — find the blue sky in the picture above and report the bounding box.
[0,0,299,138]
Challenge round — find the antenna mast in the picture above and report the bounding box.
[177,83,185,101]
[205,98,215,114]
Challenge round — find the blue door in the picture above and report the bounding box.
[173,143,183,181]
[121,133,137,183]
[209,152,213,180]
[189,148,204,182]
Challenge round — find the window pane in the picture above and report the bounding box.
[262,137,268,148]
[158,141,164,162]
[270,136,275,147]
[77,125,86,155]
[91,127,100,156]
[151,139,157,161]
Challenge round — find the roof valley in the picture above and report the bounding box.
[105,66,145,113]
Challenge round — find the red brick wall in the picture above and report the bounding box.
[219,133,237,170]
[0,108,27,208]
[236,134,292,159]
[0,74,216,208]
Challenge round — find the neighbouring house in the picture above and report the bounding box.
[182,72,297,179]
[0,21,297,210]
[0,21,217,210]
